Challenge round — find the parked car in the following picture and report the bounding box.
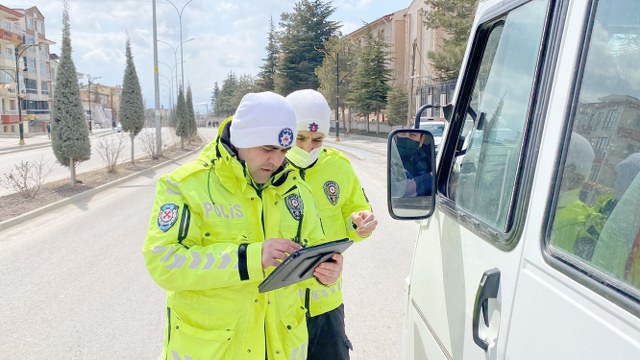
[116,123,122,132]
[418,119,447,150]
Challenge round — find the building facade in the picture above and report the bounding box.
[0,5,54,135]
[343,0,450,124]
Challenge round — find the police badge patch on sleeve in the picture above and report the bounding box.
[285,194,304,220]
[323,181,340,206]
[158,203,179,232]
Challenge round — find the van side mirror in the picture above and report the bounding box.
[387,129,436,220]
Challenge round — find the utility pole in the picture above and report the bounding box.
[15,40,39,145]
[86,75,101,133]
[153,0,162,156]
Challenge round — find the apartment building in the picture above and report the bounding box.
[344,0,451,119]
[79,81,122,130]
[0,4,53,135]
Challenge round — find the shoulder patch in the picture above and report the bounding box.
[285,193,304,220]
[158,203,179,232]
[324,180,340,206]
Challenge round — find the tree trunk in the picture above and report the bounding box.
[181,137,185,150]
[69,157,76,186]
[366,114,370,132]
[376,111,380,133]
[130,134,135,165]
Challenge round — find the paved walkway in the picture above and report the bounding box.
[0,128,131,155]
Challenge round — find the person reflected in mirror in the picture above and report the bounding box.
[285,89,378,360]
[551,132,604,260]
[392,131,433,197]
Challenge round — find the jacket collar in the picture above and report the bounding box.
[201,121,291,194]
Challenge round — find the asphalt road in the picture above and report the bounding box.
[0,129,418,359]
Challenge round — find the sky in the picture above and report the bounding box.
[8,0,407,114]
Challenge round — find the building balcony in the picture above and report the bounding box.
[0,82,17,96]
[0,28,22,44]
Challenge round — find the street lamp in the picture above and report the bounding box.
[163,0,194,90]
[316,43,344,142]
[15,41,40,145]
[85,75,101,133]
[158,37,194,91]
[159,73,174,108]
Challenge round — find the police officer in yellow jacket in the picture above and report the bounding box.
[285,89,379,360]
[143,91,342,360]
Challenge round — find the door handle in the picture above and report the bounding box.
[472,268,501,351]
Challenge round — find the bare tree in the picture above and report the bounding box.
[0,158,53,198]
[96,134,126,172]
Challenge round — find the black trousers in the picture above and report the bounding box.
[306,304,353,360]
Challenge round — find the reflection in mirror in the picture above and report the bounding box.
[388,129,436,219]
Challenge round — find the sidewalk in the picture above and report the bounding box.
[0,128,117,155]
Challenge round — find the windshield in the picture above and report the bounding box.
[420,123,445,136]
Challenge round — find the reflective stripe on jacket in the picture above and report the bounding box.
[143,124,324,360]
[288,147,372,316]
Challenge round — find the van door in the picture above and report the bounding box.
[405,0,552,358]
[506,0,640,357]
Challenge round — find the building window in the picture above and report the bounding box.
[24,78,38,94]
[41,81,49,95]
[602,109,618,130]
[9,99,15,110]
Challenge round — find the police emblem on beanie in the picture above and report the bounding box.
[230,91,298,148]
[285,89,331,135]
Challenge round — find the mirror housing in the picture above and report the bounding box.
[387,129,436,220]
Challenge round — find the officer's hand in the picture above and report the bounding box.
[313,253,343,285]
[351,210,378,237]
[262,238,302,270]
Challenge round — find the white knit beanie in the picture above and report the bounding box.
[285,89,331,135]
[230,91,297,148]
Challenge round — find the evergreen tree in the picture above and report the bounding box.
[385,86,409,127]
[348,29,391,132]
[256,16,278,92]
[51,1,90,186]
[186,86,197,138]
[119,39,145,164]
[175,87,189,149]
[217,72,238,117]
[424,0,478,81]
[231,74,255,110]
[316,36,357,132]
[210,81,220,118]
[276,0,340,95]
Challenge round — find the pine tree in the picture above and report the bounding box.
[256,16,279,92]
[51,1,91,186]
[186,86,197,138]
[424,0,478,81]
[210,81,220,118]
[348,29,391,132]
[276,0,340,95]
[217,72,239,117]
[386,86,409,127]
[119,39,145,164]
[231,74,255,109]
[175,87,189,149]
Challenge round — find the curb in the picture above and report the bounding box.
[0,145,201,232]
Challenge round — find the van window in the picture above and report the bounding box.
[446,0,548,232]
[549,0,640,295]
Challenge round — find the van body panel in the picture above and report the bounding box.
[396,0,640,358]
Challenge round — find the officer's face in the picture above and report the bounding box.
[237,145,290,184]
[296,130,325,152]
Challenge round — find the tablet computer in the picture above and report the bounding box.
[258,238,353,293]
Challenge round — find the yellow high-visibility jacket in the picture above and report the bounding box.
[143,123,324,360]
[287,147,372,316]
